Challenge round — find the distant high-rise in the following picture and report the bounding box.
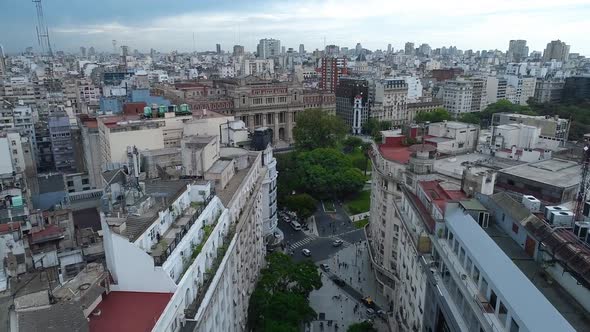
[355,43,362,55]
[325,45,340,56]
[543,40,570,62]
[233,45,244,56]
[120,45,129,68]
[112,39,117,54]
[404,42,415,55]
[256,38,280,59]
[281,46,286,54]
[88,46,95,56]
[387,44,392,54]
[299,44,305,54]
[508,40,529,62]
[418,43,431,56]
[216,43,221,54]
[320,57,347,93]
[80,46,86,57]
[0,44,5,76]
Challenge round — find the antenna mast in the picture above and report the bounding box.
[32,0,53,57]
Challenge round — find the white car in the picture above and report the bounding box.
[302,248,311,257]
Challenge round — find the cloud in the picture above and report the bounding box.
[48,0,590,54]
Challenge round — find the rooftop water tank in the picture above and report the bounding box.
[180,104,190,114]
[158,105,166,117]
[143,106,152,118]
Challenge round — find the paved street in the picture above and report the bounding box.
[279,204,390,331]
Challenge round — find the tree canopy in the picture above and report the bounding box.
[362,118,391,141]
[293,108,348,151]
[414,108,451,123]
[295,148,366,199]
[248,252,322,331]
[283,194,318,219]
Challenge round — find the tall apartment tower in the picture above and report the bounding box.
[542,40,570,62]
[216,43,221,54]
[257,38,280,59]
[320,56,348,93]
[442,80,473,115]
[299,44,305,54]
[233,45,244,56]
[508,40,529,62]
[405,42,415,55]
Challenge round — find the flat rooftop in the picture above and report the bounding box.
[498,159,581,188]
[484,224,590,331]
[434,153,522,179]
[446,208,576,332]
[88,291,173,332]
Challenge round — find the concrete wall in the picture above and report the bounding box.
[101,217,177,293]
[106,127,165,164]
[544,258,590,313]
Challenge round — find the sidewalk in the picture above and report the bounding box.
[308,241,390,332]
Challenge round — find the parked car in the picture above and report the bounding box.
[290,221,302,231]
[320,263,330,272]
[366,308,375,317]
[332,239,344,247]
[302,248,311,257]
[332,277,346,287]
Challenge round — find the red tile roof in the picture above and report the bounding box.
[89,291,173,332]
[31,225,64,243]
[419,180,466,212]
[378,135,412,164]
[0,222,20,234]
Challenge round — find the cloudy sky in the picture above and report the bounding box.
[1,0,589,55]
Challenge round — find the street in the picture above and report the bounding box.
[278,202,389,331]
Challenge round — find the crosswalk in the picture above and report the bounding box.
[288,235,353,250]
[289,236,316,249]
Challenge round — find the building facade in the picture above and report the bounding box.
[336,78,369,134]
[442,80,473,116]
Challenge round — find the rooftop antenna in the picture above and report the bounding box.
[32,0,53,57]
[192,32,196,53]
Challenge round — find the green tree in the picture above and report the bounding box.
[348,321,378,332]
[360,142,372,176]
[362,119,390,141]
[248,252,322,331]
[343,136,364,152]
[414,108,451,123]
[293,108,348,151]
[296,149,365,199]
[283,194,318,219]
[458,112,482,125]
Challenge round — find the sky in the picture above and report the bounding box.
[1,0,589,55]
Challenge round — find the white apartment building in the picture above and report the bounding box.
[485,76,507,105]
[368,141,576,332]
[98,116,165,166]
[256,39,280,59]
[505,76,536,105]
[441,80,473,116]
[242,59,274,77]
[96,146,277,332]
[399,76,423,102]
[426,121,480,154]
[371,79,409,125]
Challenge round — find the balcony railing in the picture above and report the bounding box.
[152,193,215,266]
[184,223,236,318]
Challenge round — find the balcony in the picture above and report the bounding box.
[151,194,214,266]
[184,221,236,319]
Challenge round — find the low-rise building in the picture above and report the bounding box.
[425,121,479,155]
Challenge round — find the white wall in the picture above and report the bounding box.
[101,218,177,293]
[0,137,14,175]
[545,259,590,313]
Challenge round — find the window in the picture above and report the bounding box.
[472,265,480,283]
[510,318,520,332]
[67,180,74,187]
[479,277,488,297]
[266,113,274,125]
[82,178,89,185]
[253,98,262,105]
[512,223,519,234]
[489,290,498,310]
[498,302,508,326]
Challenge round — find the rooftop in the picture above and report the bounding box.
[483,223,590,331]
[377,135,412,164]
[419,180,466,212]
[498,158,581,188]
[446,207,575,332]
[88,291,173,332]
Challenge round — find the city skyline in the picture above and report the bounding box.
[1,0,589,55]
